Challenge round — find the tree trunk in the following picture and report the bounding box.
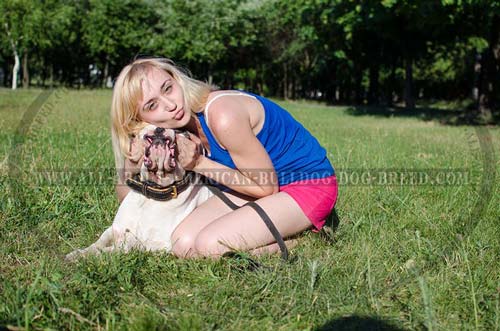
[1,61,8,87]
[4,23,20,90]
[207,63,213,86]
[404,58,415,109]
[283,63,288,99]
[102,59,109,88]
[41,59,47,87]
[22,50,29,88]
[389,64,397,105]
[12,53,20,90]
[49,64,54,88]
[325,81,336,103]
[354,68,363,104]
[257,64,264,95]
[227,69,233,89]
[368,63,380,105]
[478,14,499,118]
[493,15,500,118]
[472,51,481,102]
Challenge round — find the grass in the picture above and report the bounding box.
[0,87,499,330]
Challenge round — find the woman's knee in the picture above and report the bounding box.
[171,232,196,258]
[194,231,230,257]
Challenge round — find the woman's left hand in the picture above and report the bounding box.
[176,132,203,171]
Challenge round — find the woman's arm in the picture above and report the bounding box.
[178,97,279,198]
[114,137,143,203]
[116,182,130,203]
[115,156,140,203]
[193,156,277,198]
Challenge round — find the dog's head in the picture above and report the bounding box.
[138,124,185,186]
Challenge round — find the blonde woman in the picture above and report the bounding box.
[111,57,337,258]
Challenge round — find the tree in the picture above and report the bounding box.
[477,12,499,118]
[82,0,159,87]
[0,0,75,88]
[151,0,246,84]
[260,0,331,99]
[0,0,42,89]
[37,0,80,87]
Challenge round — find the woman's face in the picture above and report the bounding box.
[137,67,191,128]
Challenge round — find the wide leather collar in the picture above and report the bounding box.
[126,171,194,201]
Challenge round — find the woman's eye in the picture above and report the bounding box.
[163,85,172,93]
[148,102,157,111]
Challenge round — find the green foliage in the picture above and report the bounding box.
[152,0,233,64]
[82,0,158,67]
[0,0,498,111]
[0,0,40,52]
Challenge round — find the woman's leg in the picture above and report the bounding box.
[171,191,251,257]
[193,192,311,258]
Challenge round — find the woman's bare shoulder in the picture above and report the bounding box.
[205,90,264,136]
[206,90,246,106]
[206,90,250,118]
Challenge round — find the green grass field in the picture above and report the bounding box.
[0,88,499,330]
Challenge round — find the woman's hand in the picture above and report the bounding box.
[116,136,143,203]
[176,132,203,171]
[127,131,203,174]
[123,136,143,179]
[124,157,141,179]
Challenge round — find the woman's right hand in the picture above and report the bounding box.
[123,136,143,179]
[123,156,141,179]
[116,136,142,203]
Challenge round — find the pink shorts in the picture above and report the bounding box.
[280,175,338,232]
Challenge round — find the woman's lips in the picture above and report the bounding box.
[174,109,184,120]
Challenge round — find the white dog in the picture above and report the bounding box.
[66,125,212,261]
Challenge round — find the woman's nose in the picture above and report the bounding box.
[161,96,176,111]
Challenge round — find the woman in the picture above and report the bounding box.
[111,57,337,258]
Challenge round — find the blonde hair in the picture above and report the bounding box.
[110,57,216,182]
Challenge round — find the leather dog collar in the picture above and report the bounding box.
[126,171,194,201]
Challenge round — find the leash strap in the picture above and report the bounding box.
[244,201,289,261]
[207,185,289,261]
[207,185,240,210]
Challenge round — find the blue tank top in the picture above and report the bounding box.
[197,91,334,186]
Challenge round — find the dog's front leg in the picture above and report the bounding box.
[65,227,115,261]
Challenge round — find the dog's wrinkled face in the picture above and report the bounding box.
[143,127,176,172]
[138,125,185,186]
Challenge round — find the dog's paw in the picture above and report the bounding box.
[65,249,85,262]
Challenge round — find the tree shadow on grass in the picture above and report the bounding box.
[345,105,498,126]
[315,315,408,331]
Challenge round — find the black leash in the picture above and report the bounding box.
[245,202,289,261]
[206,185,289,261]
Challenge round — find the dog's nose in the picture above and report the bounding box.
[154,127,165,136]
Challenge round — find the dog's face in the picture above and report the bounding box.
[138,125,185,186]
